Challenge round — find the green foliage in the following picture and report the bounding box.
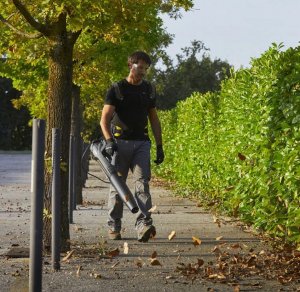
[0,0,194,141]
[155,43,300,244]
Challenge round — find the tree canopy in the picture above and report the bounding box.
[0,0,194,250]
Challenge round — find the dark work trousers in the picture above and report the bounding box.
[107,139,153,233]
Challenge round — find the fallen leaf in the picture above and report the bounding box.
[111,261,120,268]
[94,273,101,279]
[166,275,174,279]
[213,216,221,227]
[233,285,240,292]
[107,248,120,258]
[150,258,162,266]
[148,205,157,213]
[216,236,223,241]
[123,242,129,254]
[76,265,82,276]
[135,258,143,268]
[211,246,221,253]
[238,152,246,161]
[168,231,176,240]
[192,236,202,246]
[62,250,75,262]
[230,243,241,249]
[74,225,84,232]
[151,251,157,259]
[197,258,204,267]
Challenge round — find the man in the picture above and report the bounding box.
[100,51,164,242]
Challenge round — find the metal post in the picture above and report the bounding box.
[68,135,74,224]
[29,119,45,292]
[51,128,61,271]
[72,135,77,210]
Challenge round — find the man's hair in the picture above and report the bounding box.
[128,51,152,66]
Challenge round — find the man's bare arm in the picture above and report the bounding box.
[100,104,115,140]
[148,108,162,146]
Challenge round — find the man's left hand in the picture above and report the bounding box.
[154,145,164,165]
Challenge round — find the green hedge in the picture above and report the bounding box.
[154,44,300,244]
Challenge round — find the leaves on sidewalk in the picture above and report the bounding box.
[192,236,202,246]
[123,242,129,254]
[168,231,176,240]
[175,245,300,287]
[150,258,162,266]
[62,250,75,262]
[151,251,157,259]
[76,265,82,277]
[107,248,120,258]
[213,216,221,227]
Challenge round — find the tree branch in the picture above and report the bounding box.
[70,29,82,45]
[0,14,43,39]
[12,0,48,35]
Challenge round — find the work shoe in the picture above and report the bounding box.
[137,225,156,242]
[108,230,122,240]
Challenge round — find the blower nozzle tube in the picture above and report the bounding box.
[90,140,139,214]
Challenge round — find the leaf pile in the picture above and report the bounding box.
[176,246,300,285]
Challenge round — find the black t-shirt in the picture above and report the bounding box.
[105,79,156,140]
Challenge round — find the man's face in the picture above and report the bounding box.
[130,60,149,80]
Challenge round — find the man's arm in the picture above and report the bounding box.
[100,104,115,140]
[148,107,162,146]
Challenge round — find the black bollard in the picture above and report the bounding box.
[29,119,45,292]
[68,135,74,224]
[51,128,61,271]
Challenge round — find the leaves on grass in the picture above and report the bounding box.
[168,230,176,240]
[192,236,202,246]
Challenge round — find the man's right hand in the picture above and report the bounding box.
[105,138,118,157]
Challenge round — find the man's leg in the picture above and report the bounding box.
[107,140,132,238]
[131,140,155,242]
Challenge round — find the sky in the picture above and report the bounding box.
[161,0,300,69]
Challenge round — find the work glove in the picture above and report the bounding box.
[154,145,164,165]
[105,138,118,157]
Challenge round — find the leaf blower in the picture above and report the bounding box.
[90,139,139,214]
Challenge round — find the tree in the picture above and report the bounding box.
[0,0,194,250]
[151,40,232,109]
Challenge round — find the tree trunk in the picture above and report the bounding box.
[43,33,74,252]
[71,84,83,205]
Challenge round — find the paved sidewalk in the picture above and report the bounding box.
[0,153,299,291]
